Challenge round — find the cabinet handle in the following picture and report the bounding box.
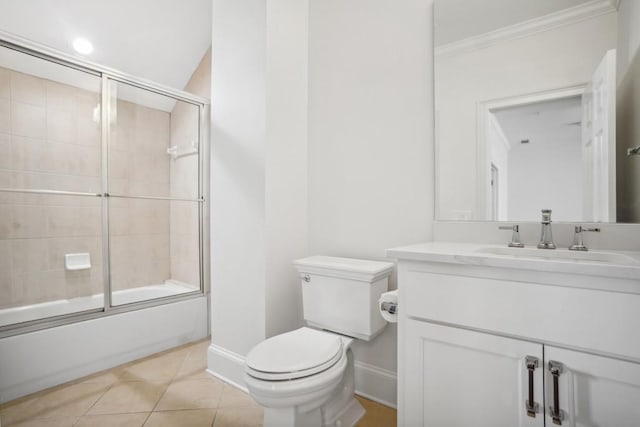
[549,361,565,425]
[525,356,539,417]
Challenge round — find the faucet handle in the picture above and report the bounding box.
[541,209,552,224]
[569,225,600,251]
[498,224,525,248]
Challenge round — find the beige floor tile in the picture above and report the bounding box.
[74,413,149,427]
[115,350,188,382]
[30,383,110,419]
[355,396,397,427]
[212,406,263,427]
[174,350,210,381]
[88,381,168,415]
[7,416,78,427]
[217,385,258,409]
[78,369,123,386]
[144,409,216,427]
[154,378,224,411]
[0,396,42,425]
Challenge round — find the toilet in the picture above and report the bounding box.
[244,256,394,427]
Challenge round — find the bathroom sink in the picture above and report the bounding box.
[475,247,640,266]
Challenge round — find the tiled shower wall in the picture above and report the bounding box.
[109,98,171,292]
[0,67,172,309]
[0,68,103,309]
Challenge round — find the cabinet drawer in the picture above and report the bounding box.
[404,270,640,361]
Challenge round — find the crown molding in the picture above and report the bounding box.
[436,0,617,57]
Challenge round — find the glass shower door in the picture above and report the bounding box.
[106,80,202,306]
[0,45,105,325]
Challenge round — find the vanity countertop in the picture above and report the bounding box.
[386,242,640,280]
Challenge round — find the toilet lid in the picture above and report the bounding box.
[246,327,344,381]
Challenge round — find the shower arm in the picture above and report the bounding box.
[628,145,640,156]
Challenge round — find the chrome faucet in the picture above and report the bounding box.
[568,225,600,251]
[537,209,556,249]
[498,224,524,248]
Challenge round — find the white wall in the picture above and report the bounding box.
[210,0,268,362]
[307,0,433,401]
[507,124,582,222]
[209,0,310,387]
[264,0,308,338]
[436,12,617,220]
[209,0,434,406]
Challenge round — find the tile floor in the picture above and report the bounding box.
[0,339,397,427]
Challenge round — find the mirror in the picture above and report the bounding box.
[435,0,640,223]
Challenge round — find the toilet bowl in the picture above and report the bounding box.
[245,327,362,427]
[244,256,394,427]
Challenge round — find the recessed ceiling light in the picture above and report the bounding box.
[73,38,93,55]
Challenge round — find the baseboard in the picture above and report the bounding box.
[206,343,398,409]
[354,361,397,409]
[206,343,248,392]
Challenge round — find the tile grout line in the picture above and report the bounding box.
[147,344,193,415]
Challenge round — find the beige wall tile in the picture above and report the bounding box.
[0,240,12,308]
[0,68,10,100]
[11,102,46,139]
[76,117,100,146]
[45,80,78,113]
[47,236,102,270]
[46,205,101,238]
[11,72,46,107]
[47,108,77,143]
[10,204,47,238]
[109,149,129,180]
[75,91,99,118]
[11,238,48,275]
[0,205,11,238]
[0,99,10,133]
[65,268,104,299]
[0,131,10,170]
[11,270,66,306]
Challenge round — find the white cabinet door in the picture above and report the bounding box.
[545,346,640,427]
[404,321,544,427]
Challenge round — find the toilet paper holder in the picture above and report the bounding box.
[380,301,397,315]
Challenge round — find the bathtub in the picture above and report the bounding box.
[0,280,197,327]
[0,282,208,403]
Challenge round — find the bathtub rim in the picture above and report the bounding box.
[0,286,205,339]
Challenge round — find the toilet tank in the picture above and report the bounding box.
[293,256,394,341]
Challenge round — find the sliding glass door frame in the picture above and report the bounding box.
[0,30,210,338]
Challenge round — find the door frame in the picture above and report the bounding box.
[475,85,586,220]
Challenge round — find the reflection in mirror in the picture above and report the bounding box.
[435,0,640,223]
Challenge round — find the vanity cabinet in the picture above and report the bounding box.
[388,243,640,427]
[405,321,640,427]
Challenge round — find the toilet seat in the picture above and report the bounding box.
[246,327,344,381]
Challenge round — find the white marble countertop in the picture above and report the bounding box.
[386,242,640,280]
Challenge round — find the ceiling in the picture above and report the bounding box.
[435,0,596,46]
[0,0,211,92]
[493,96,582,149]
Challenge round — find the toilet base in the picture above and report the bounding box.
[326,396,365,427]
[262,397,364,427]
